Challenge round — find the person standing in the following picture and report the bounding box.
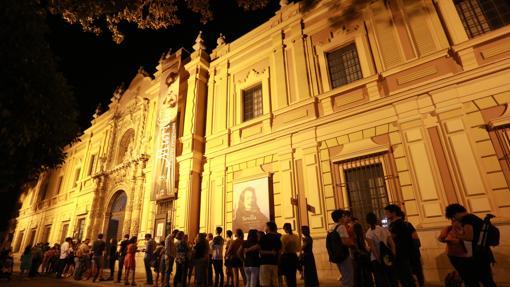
[438,217,476,287]
[445,204,497,287]
[74,238,90,280]
[224,230,234,287]
[240,229,260,287]
[300,226,319,287]
[174,231,189,287]
[153,240,165,287]
[281,223,301,287]
[124,236,138,286]
[116,234,129,283]
[226,229,245,287]
[384,205,416,287]
[352,220,373,287]
[212,227,225,287]
[329,209,354,287]
[28,243,43,278]
[193,233,211,287]
[365,212,397,287]
[259,222,282,287]
[144,233,156,285]
[56,237,72,279]
[106,238,117,281]
[207,233,214,286]
[91,233,106,282]
[164,229,179,287]
[20,245,31,277]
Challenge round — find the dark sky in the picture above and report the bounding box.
[46,1,281,129]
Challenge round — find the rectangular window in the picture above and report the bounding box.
[343,162,390,226]
[56,175,63,194]
[27,228,37,248]
[39,180,49,201]
[41,225,51,243]
[73,168,81,188]
[242,84,263,122]
[75,218,85,241]
[14,230,24,252]
[455,0,510,38]
[60,223,69,244]
[327,43,363,89]
[88,154,96,176]
[488,124,510,185]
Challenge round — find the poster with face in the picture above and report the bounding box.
[232,177,270,233]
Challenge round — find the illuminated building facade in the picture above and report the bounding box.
[12,0,510,283]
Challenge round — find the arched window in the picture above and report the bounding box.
[111,191,127,213]
[117,129,135,164]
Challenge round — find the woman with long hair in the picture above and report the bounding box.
[124,236,138,286]
[300,226,319,287]
[240,229,260,287]
[226,229,245,287]
[233,187,268,232]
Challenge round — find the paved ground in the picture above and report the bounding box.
[0,273,341,287]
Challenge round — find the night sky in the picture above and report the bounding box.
[46,1,281,129]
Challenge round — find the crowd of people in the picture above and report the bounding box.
[327,203,498,287]
[0,202,499,287]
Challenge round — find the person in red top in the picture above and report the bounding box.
[438,218,476,286]
[124,236,138,286]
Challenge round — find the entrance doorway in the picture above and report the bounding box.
[106,191,127,241]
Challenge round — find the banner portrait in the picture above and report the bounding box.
[232,177,270,233]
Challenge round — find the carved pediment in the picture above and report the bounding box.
[237,68,268,84]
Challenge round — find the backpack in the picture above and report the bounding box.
[326,224,349,263]
[479,214,500,247]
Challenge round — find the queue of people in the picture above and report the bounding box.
[4,202,500,286]
[327,203,499,287]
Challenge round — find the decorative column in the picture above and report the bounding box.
[175,31,210,239]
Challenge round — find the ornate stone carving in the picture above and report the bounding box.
[216,33,226,47]
[193,31,206,51]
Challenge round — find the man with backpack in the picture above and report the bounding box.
[327,209,354,287]
[445,203,497,287]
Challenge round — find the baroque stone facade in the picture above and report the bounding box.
[12,0,510,284]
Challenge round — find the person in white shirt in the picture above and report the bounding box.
[56,237,73,278]
[365,212,397,287]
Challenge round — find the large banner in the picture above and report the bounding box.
[232,177,271,233]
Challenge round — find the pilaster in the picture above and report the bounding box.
[175,32,210,239]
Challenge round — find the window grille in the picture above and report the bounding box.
[338,154,393,226]
[327,43,363,89]
[76,218,85,241]
[60,223,69,244]
[243,84,263,122]
[42,225,51,243]
[489,124,510,174]
[455,0,510,38]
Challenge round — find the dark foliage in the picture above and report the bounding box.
[0,0,80,233]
